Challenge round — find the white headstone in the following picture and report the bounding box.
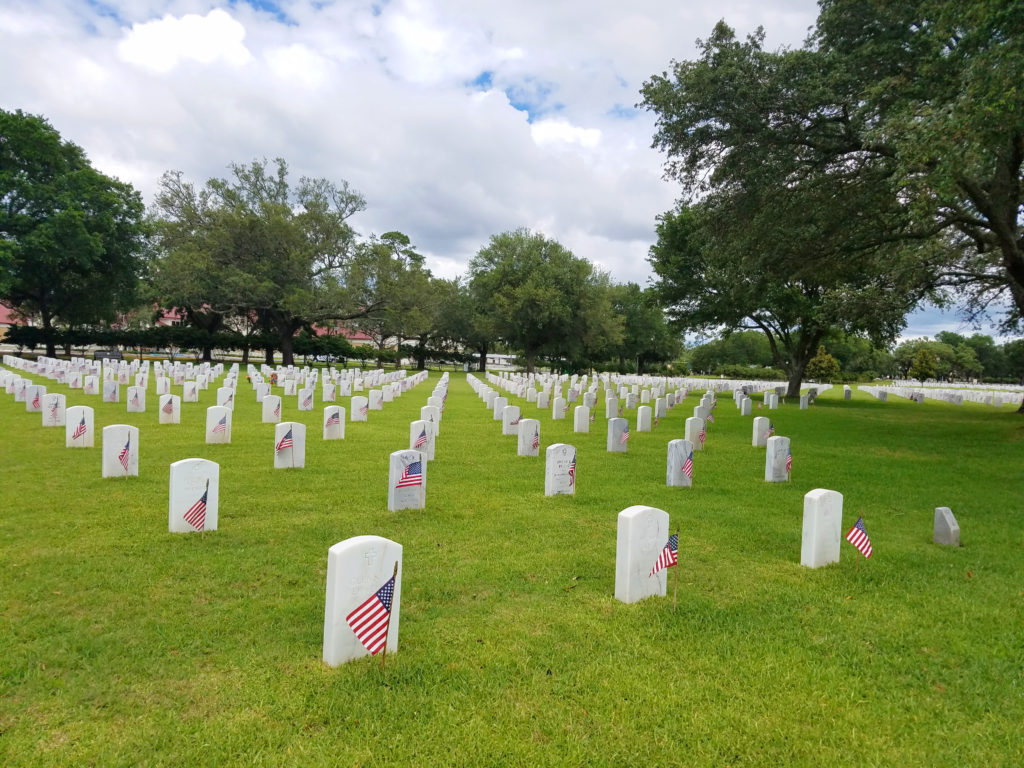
[799,394,809,410]
[409,420,435,461]
[102,380,119,404]
[536,391,550,410]
[685,417,706,451]
[800,489,843,568]
[43,393,66,427]
[182,381,199,403]
[323,382,336,402]
[274,422,306,468]
[420,405,440,433]
[765,436,791,483]
[501,405,522,435]
[491,395,508,420]
[388,450,426,511]
[544,443,577,496]
[741,397,752,416]
[607,418,629,452]
[517,419,541,457]
[298,388,315,411]
[323,406,346,440]
[127,386,145,413]
[169,458,219,533]
[666,439,694,487]
[614,505,672,604]
[205,406,232,444]
[102,424,139,477]
[322,535,402,666]
[552,397,566,420]
[637,405,652,432]
[155,377,170,395]
[217,387,235,410]
[934,507,960,546]
[351,395,369,421]
[25,384,46,412]
[573,405,590,433]
[283,379,297,396]
[262,394,283,423]
[752,417,770,447]
[369,389,384,410]
[382,386,394,403]
[158,394,181,424]
[65,406,94,447]
[605,397,619,419]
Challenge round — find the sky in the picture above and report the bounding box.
[0,0,1005,342]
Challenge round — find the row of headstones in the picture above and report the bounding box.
[3,353,228,392]
[387,374,450,512]
[321,498,964,666]
[870,383,1021,408]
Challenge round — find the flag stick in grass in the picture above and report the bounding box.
[381,560,399,670]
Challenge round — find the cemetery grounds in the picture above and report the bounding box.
[1,365,1022,766]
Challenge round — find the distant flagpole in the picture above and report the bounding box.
[381,560,399,670]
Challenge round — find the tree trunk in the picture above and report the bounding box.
[526,348,536,374]
[280,335,294,367]
[477,342,488,372]
[264,346,275,366]
[241,346,250,365]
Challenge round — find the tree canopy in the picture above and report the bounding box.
[0,109,147,355]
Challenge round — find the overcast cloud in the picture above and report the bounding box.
[1,0,1002,340]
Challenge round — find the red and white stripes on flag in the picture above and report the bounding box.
[414,428,428,449]
[682,451,693,479]
[325,411,341,427]
[275,428,294,453]
[346,574,396,656]
[568,453,576,486]
[118,436,131,472]
[72,416,87,440]
[621,425,630,444]
[396,460,423,488]
[212,415,228,434]
[650,534,679,576]
[846,517,873,558]
[183,487,208,530]
[162,399,174,415]
[532,430,540,450]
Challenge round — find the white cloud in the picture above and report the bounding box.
[530,119,601,149]
[0,0,822,305]
[117,8,252,73]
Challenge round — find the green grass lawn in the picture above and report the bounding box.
[2,366,1023,766]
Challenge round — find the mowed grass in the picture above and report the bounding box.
[1,366,1023,767]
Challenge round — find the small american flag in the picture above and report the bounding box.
[846,517,873,558]
[414,427,428,449]
[325,411,340,427]
[275,428,294,453]
[589,411,595,423]
[698,427,706,445]
[396,460,423,488]
[654,416,659,429]
[226,394,233,406]
[618,406,623,417]
[49,399,59,423]
[118,436,131,472]
[212,415,228,434]
[183,485,208,530]
[707,412,714,425]
[786,449,793,475]
[346,574,395,656]
[767,422,775,437]
[531,430,540,450]
[621,425,629,444]
[568,453,576,486]
[758,403,763,409]
[303,394,312,408]
[72,415,87,440]
[682,451,693,479]
[162,398,174,415]
[131,392,140,407]
[510,415,520,425]
[31,391,40,409]
[360,405,368,416]
[274,401,281,418]
[650,533,679,576]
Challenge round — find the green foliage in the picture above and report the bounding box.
[0,109,147,354]
[2,366,1023,765]
[469,229,622,373]
[150,158,367,365]
[805,347,841,382]
[908,347,938,380]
